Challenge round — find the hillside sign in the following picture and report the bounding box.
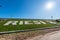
[4,20,57,26]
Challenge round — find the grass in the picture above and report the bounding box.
[0,19,59,32]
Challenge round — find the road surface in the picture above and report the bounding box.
[26,30,60,40]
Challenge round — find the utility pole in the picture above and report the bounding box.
[51,16,53,21]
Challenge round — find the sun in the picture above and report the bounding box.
[45,2,56,10]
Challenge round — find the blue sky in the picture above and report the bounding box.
[0,0,60,19]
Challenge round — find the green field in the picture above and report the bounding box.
[0,18,59,32]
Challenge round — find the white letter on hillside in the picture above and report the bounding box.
[33,21,41,24]
[19,21,23,25]
[4,21,18,26]
[25,21,33,25]
[40,21,46,24]
[47,21,57,24]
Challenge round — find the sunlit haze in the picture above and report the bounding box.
[45,1,56,10]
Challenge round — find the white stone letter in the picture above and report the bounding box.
[4,21,18,26]
[19,21,23,25]
[25,21,33,25]
[33,21,41,24]
[40,21,46,24]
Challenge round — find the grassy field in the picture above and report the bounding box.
[0,18,59,32]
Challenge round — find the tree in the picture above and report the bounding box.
[55,20,60,22]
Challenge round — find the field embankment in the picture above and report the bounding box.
[0,27,60,40]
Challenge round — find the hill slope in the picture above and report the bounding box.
[0,18,59,32]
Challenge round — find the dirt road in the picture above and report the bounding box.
[26,30,60,40]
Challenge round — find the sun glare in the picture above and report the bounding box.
[45,2,56,10]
